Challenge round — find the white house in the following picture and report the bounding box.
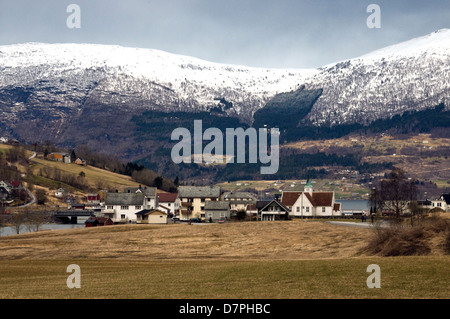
[103,186,158,223]
[431,193,450,212]
[157,192,179,216]
[124,186,158,210]
[281,180,342,217]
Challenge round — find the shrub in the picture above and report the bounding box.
[364,217,450,256]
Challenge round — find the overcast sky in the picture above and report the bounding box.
[0,0,449,68]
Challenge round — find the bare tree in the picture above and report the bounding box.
[24,210,46,232]
[11,211,26,234]
[374,168,418,220]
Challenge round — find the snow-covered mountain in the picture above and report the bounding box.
[1,29,450,149]
[303,29,450,126]
[0,42,316,125]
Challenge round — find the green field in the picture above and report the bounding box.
[0,257,448,299]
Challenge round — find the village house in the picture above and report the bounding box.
[257,199,290,221]
[433,193,450,212]
[220,191,257,213]
[102,186,158,223]
[54,188,67,198]
[178,185,221,220]
[85,216,113,227]
[157,192,179,216]
[205,201,231,222]
[124,186,158,210]
[46,152,72,164]
[0,181,13,201]
[280,180,342,218]
[103,192,145,223]
[87,193,101,203]
[136,209,168,224]
[74,158,87,166]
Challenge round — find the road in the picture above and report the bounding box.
[327,221,387,228]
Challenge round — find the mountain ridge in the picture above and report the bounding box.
[1,29,450,164]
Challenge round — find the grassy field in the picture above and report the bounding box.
[29,157,140,191]
[0,220,448,299]
[1,257,448,299]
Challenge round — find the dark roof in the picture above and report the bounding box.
[311,192,334,207]
[85,217,112,224]
[123,186,157,197]
[221,191,257,202]
[280,191,302,206]
[157,192,178,202]
[259,199,290,212]
[178,186,220,198]
[135,209,167,216]
[441,193,450,204]
[204,201,230,211]
[256,200,272,209]
[105,192,144,205]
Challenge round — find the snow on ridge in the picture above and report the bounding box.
[0,42,318,95]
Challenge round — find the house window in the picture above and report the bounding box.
[306,207,310,213]
[322,207,326,213]
[107,206,113,210]
[121,214,126,219]
[135,205,141,210]
[201,198,205,202]
[201,206,204,211]
[121,205,129,210]
[296,207,300,213]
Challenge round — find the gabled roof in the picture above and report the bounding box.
[280,191,334,207]
[136,209,167,216]
[123,186,157,197]
[280,191,302,206]
[259,199,290,212]
[221,191,257,201]
[204,201,230,211]
[178,186,220,198]
[105,192,144,205]
[441,193,450,204]
[311,192,334,207]
[157,192,178,202]
[256,200,272,210]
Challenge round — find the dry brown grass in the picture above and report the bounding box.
[362,217,450,257]
[1,220,449,299]
[0,220,370,260]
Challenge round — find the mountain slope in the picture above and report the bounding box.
[303,29,450,126]
[1,29,450,164]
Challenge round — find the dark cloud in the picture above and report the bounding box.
[0,0,449,68]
